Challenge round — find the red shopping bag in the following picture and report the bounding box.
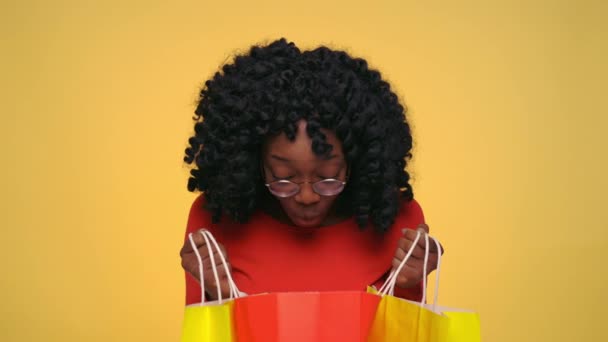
[233,291,380,342]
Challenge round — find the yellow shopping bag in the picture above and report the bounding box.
[182,301,235,342]
[367,282,450,339]
[181,230,242,342]
[367,231,480,342]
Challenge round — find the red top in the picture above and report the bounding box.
[184,194,425,305]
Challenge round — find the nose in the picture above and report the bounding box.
[294,183,321,205]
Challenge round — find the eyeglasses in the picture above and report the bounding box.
[264,178,347,198]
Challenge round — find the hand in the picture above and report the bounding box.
[180,229,232,300]
[392,223,445,289]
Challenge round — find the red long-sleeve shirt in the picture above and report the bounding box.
[184,194,425,305]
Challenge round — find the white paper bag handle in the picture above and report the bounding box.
[199,230,241,300]
[187,229,241,304]
[378,230,444,310]
[419,232,443,310]
[199,230,223,302]
[188,232,206,303]
[378,229,422,295]
[429,235,443,310]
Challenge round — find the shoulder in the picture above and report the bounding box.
[403,197,424,220]
[391,197,425,230]
[375,197,426,262]
[185,193,214,236]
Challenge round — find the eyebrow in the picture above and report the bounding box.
[270,154,338,162]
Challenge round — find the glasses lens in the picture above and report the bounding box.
[267,181,299,198]
[312,179,345,196]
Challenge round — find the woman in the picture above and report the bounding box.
[179,38,443,304]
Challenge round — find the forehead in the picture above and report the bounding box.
[263,120,343,161]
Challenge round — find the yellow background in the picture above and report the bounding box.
[2,0,606,341]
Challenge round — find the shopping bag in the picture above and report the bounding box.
[233,290,381,341]
[181,229,242,342]
[367,230,481,342]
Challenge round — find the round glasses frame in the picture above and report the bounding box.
[264,178,347,198]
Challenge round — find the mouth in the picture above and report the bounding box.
[296,216,317,222]
[291,213,322,226]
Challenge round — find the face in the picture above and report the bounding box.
[261,119,348,228]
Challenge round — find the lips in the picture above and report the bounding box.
[297,214,319,221]
[285,208,324,226]
[291,214,323,227]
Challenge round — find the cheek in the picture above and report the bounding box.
[318,196,339,210]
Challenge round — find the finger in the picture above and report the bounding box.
[417,223,430,234]
[204,272,232,298]
[411,253,438,274]
[394,247,424,267]
[394,264,424,288]
[391,257,400,270]
[180,229,209,256]
[399,264,424,283]
[199,248,226,262]
[423,241,442,256]
[403,229,430,252]
[402,224,428,236]
[426,254,439,274]
[204,263,229,281]
[219,278,234,298]
[425,236,444,255]
[392,249,424,270]
[182,256,201,281]
[203,249,232,276]
[396,238,426,259]
[435,241,445,255]
[198,239,228,261]
[218,243,228,258]
[401,228,418,239]
[199,245,230,268]
[220,282,232,298]
[213,251,229,265]
[403,228,427,245]
[212,252,232,272]
[395,273,409,287]
[401,229,425,252]
[182,243,215,281]
[416,224,444,254]
[393,250,440,276]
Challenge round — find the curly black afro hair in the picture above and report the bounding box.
[184,38,414,232]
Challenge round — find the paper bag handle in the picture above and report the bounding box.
[187,229,241,304]
[200,230,241,300]
[378,230,443,310]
